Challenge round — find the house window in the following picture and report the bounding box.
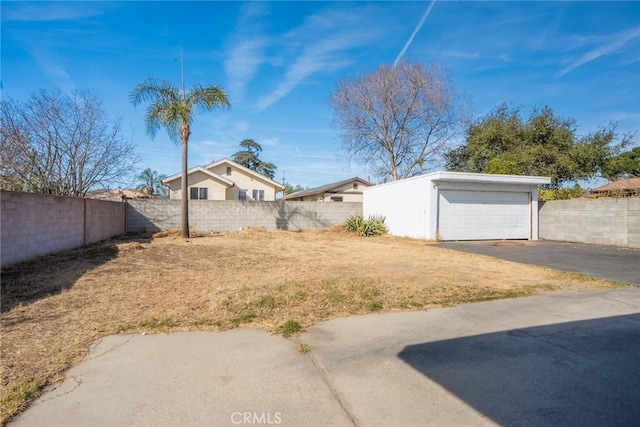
[226,166,232,175]
[331,196,343,202]
[252,189,265,201]
[190,187,208,200]
[239,189,247,200]
[353,182,358,189]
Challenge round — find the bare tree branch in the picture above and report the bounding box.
[0,90,138,196]
[330,63,464,181]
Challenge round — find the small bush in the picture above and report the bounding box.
[539,185,586,201]
[344,215,387,237]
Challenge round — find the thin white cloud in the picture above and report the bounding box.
[255,7,385,112]
[440,50,480,60]
[2,2,111,22]
[556,26,640,78]
[225,39,269,100]
[393,0,437,67]
[23,46,76,93]
[224,3,270,103]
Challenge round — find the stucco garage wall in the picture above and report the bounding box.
[126,199,362,233]
[539,198,640,248]
[363,176,433,239]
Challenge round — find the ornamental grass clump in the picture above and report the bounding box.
[344,215,388,237]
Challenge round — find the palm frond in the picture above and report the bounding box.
[188,84,230,113]
[142,98,181,144]
[130,78,180,106]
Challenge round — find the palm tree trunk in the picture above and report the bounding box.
[181,139,189,238]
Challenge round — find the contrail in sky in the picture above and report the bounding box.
[393,0,437,67]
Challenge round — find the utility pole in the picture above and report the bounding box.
[180,47,186,100]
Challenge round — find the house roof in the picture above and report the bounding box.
[161,158,284,190]
[363,171,551,190]
[428,171,551,186]
[162,167,234,187]
[206,158,285,190]
[282,177,372,200]
[86,188,153,201]
[591,177,640,193]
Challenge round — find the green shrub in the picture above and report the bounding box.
[539,185,587,201]
[344,215,388,237]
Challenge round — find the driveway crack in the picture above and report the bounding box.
[295,337,360,427]
[84,334,135,362]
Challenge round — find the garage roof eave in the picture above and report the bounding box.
[430,172,551,186]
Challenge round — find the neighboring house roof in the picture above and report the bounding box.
[591,177,640,195]
[282,177,372,200]
[162,158,284,190]
[162,166,234,187]
[87,188,153,201]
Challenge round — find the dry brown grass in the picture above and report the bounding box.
[0,228,621,423]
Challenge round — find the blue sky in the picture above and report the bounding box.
[2,1,639,189]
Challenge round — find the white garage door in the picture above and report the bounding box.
[438,190,530,240]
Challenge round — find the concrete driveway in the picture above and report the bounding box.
[437,240,640,286]
[10,288,640,427]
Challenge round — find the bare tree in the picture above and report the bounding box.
[0,90,137,196]
[330,63,463,181]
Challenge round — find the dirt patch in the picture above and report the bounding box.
[0,228,621,423]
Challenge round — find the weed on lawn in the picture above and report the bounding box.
[278,320,303,337]
[0,228,621,424]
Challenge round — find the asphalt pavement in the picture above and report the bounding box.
[10,287,640,427]
[437,240,640,285]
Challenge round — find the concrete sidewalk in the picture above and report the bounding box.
[11,288,640,427]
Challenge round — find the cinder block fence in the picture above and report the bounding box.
[0,191,126,267]
[539,198,640,248]
[0,193,362,267]
[125,199,362,233]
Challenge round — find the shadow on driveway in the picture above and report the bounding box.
[437,240,640,285]
[398,313,640,426]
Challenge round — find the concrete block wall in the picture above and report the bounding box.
[85,199,126,243]
[126,200,363,233]
[539,198,640,248]
[1,191,125,268]
[628,198,640,248]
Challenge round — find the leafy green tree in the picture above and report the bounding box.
[232,139,277,179]
[135,168,166,196]
[445,104,631,188]
[602,147,640,180]
[284,183,305,195]
[130,78,229,238]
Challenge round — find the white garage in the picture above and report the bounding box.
[363,172,551,241]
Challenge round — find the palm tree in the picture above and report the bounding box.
[130,78,229,238]
[135,167,166,196]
